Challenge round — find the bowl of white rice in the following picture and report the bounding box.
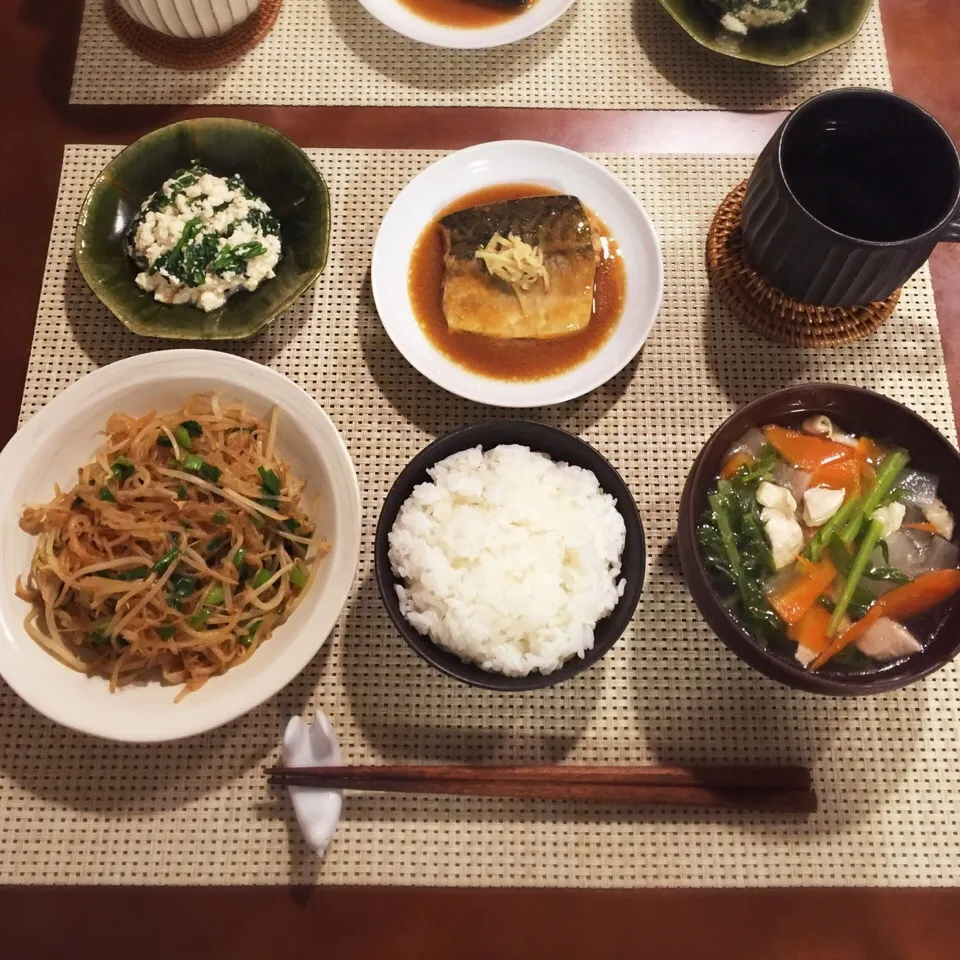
[375,421,645,690]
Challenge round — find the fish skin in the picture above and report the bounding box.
[439,195,593,261]
[438,195,599,340]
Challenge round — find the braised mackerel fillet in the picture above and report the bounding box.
[438,195,599,340]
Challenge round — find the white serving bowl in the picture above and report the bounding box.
[371,140,663,407]
[116,0,261,39]
[0,351,361,742]
[357,0,575,49]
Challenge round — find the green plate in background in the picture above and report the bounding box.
[657,0,876,67]
[76,118,330,341]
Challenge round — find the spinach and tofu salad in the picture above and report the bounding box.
[698,416,960,673]
[126,162,282,313]
[709,0,808,35]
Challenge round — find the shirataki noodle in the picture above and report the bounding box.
[16,393,329,699]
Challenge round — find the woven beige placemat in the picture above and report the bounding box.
[70,0,891,109]
[2,146,956,887]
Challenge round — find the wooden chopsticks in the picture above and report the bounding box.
[267,764,816,812]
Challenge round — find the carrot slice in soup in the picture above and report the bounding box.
[720,451,755,480]
[787,604,833,654]
[856,435,886,466]
[808,568,960,670]
[809,457,862,497]
[769,556,838,626]
[763,425,855,471]
[905,522,939,535]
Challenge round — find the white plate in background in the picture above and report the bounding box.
[371,140,664,407]
[357,0,576,48]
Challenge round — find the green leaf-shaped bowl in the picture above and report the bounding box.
[657,0,875,67]
[76,118,330,340]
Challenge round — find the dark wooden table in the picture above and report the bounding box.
[2,2,960,956]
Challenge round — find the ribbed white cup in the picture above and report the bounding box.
[116,0,261,39]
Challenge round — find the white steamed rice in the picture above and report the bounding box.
[387,444,627,677]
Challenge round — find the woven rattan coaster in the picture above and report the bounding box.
[707,181,900,348]
[105,0,283,70]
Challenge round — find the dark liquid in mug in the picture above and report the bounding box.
[783,127,941,243]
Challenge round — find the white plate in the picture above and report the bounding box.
[0,351,361,742]
[357,0,575,49]
[371,140,663,407]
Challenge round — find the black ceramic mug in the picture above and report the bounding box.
[741,88,960,307]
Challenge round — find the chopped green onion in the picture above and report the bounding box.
[151,546,180,575]
[282,518,301,532]
[206,584,225,606]
[99,486,116,502]
[180,420,203,438]
[177,484,188,501]
[252,568,272,589]
[188,606,214,629]
[199,462,221,483]
[157,625,176,641]
[174,425,193,451]
[89,617,112,647]
[110,456,136,482]
[157,434,173,448]
[182,453,221,484]
[240,619,263,648]
[168,573,197,601]
[233,547,246,567]
[212,510,228,525]
[111,566,149,582]
[289,563,308,590]
[258,466,281,496]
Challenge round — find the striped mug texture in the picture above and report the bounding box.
[116,0,262,39]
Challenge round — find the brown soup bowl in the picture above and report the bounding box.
[677,383,960,696]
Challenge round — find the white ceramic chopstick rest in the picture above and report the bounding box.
[281,711,343,857]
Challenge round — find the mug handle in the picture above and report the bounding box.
[945,203,960,241]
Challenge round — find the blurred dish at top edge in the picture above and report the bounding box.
[357,0,577,49]
[657,0,876,67]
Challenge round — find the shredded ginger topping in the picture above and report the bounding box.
[474,233,550,292]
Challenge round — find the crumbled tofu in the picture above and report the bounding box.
[720,12,748,34]
[871,502,906,540]
[794,644,817,667]
[856,617,922,661]
[128,165,281,313]
[922,498,955,541]
[757,481,797,515]
[802,486,845,527]
[761,507,804,570]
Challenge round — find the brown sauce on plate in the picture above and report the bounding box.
[396,0,534,29]
[408,183,626,382]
